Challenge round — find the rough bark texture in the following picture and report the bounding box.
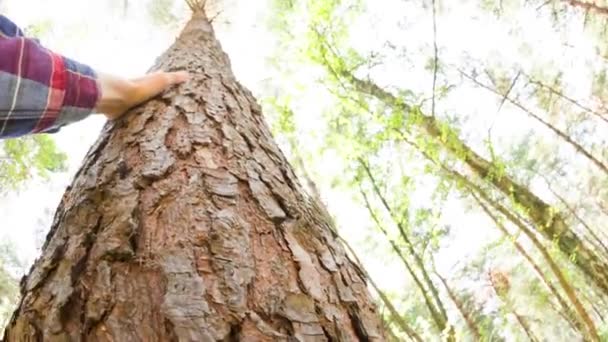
[3,13,383,342]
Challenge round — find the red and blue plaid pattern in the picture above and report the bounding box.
[0,15,99,139]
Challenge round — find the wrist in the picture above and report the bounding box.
[94,73,137,120]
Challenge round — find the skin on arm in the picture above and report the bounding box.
[0,15,188,138]
[94,71,189,120]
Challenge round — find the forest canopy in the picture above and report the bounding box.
[2,0,608,341]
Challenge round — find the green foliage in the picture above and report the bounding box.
[266,0,608,339]
[23,19,53,40]
[0,242,22,336]
[147,0,178,27]
[0,134,65,332]
[0,135,67,191]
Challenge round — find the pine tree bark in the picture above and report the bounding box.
[2,12,384,341]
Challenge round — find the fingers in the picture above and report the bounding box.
[95,71,190,120]
[130,71,189,105]
[167,71,189,84]
[131,71,189,85]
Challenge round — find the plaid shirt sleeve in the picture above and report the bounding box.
[0,15,100,139]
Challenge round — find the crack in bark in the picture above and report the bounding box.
[163,317,179,342]
[349,307,371,342]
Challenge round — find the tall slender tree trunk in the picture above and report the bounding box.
[2,11,383,341]
[475,197,588,339]
[433,271,482,341]
[386,134,600,340]
[334,68,608,298]
[360,189,446,333]
[359,160,450,330]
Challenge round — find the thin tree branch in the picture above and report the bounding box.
[509,303,540,342]
[536,0,553,11]
[523,74,608,125]
[487,70,520,165]
[473,195,587,338]
[185,0,206,13]
[459,68,608,176]
[360,188,445,331]
[565,0,608,16]
[493,70,521,113]
[358,159,451,329]
[542,176,608,257]
[431,0,439,117]
[432,263,483,341]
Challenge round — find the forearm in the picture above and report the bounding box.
[0,37,99,138]
[0,14,187,139]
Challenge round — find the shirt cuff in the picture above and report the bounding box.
[45,57,100,131]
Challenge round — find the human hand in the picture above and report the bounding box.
[95,71,189,120]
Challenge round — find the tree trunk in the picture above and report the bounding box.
[360,189,445,330]
[338,69,608,298]
[433,271,482,341]
[475,197,590,339]
[2,12,383,342]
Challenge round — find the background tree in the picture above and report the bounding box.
[0,242,23,336]
[265,0,608,340]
